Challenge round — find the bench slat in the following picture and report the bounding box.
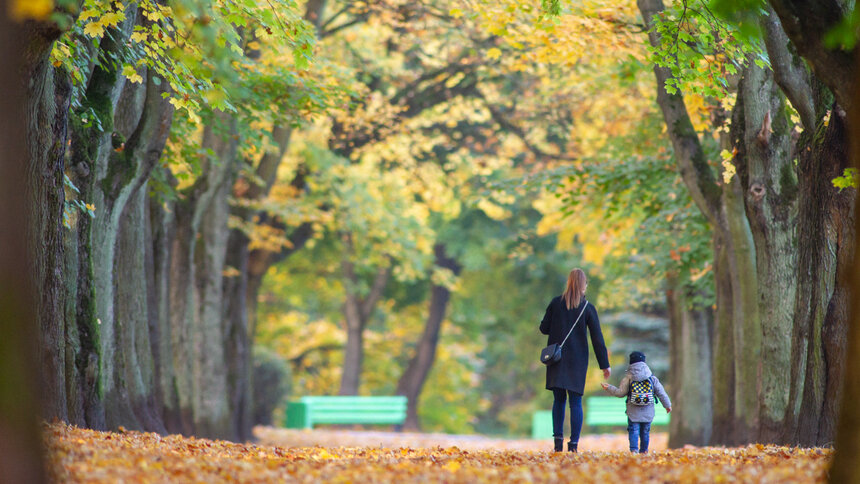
[285,396,408,429]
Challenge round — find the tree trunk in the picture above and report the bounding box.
[829,50,860,483]
[2,5,47,481]
[396,244,461,431]
[737,58,797,443]
[787,109,854,446]
[638,0,854,445]
[710,233,735,443]
[338,248,390,396]
[666,274,713,447]
[25,23,71,424]
[148,181,183,433]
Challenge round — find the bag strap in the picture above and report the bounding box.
[559,300,589,348]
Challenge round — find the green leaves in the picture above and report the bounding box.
[832,168,859,191]
[649,0,763,98]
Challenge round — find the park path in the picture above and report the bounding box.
[254,426,668,452]
[47,423,829,483]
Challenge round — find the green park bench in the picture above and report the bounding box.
[585,396,670,427]
[284,396,408,429]
[531,396,669,438]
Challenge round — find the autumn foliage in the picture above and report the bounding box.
[47,423,831,483]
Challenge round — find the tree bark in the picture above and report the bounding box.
[24,20,71,424]
[766,0,855,112]
[829,48,860,483]
[785,109,854,446]
[2,4,47,481]
[666,274,713,447]
[637,0,846,445]
[168,113,239,439]
[710,233,735,443]
[396,244,461,431]
[737,56,797,443]
[339,240,391,396]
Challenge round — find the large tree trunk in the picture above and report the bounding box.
[829,50,860,483]
[737,57,797,443]
[25,21,71,424]
[2,5,47,481]
[396,244,461,430]
[666,274,713,447]
[787,109,854,446]
[637,0,851,446]
[64,5,174,431]
[167,113,240,439]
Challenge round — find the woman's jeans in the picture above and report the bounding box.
[551,389,583,442]
[627,419,651,453]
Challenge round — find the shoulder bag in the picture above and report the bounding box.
[540,300,589,366]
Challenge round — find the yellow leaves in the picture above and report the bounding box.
[720,148,738,184]
[78,9,100,21]
[10,0,53,21]
[486,48,502,60]
[476,199,511,221]
[100,11,125,27]
[81,5,127,38]
[83,22,106,38]
[46,423,833,483]
[449,8,464,19]
[130,31,148,43]
[121,65,143,84]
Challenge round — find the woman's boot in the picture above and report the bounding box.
[554,438,564,452]
[568,441,578,453]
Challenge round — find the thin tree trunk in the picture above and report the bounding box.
[339,246,390,396]
[710,234,735,443]
[396,244,461,430]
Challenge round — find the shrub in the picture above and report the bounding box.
[252,347,291,426]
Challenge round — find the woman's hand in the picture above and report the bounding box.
[602,367,611,380]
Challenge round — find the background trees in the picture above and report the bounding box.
[9,0,860,456]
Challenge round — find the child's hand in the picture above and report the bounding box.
[666,407,672,414]
[600,382,610,390]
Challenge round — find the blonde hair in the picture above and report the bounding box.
[563,268,587,310]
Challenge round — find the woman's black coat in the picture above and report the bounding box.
[540,296,610,394]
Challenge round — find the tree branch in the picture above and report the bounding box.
[762,8,816,130]
[478,91,577,162]
[638,0,721,224]
[766,0,855,111]
[360,264,391,321]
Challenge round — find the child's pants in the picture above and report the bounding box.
[627,419,651,453]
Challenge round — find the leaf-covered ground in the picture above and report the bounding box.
[47,423,831,483]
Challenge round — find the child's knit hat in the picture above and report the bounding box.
[629,351,646,364]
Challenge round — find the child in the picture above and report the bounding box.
[601,351,671,453]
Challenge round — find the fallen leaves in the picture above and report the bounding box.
[46,423,831,483]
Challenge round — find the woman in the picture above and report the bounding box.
[539,268,610,452]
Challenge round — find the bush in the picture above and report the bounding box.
[252,347,291,426]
